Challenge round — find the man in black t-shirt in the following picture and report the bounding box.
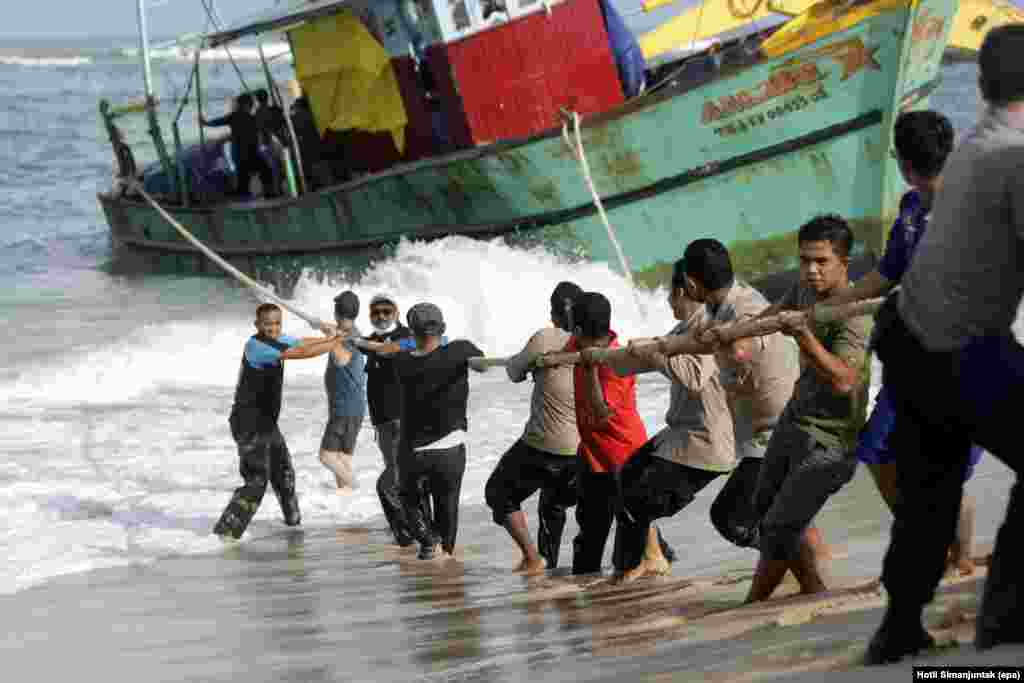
[358,293,431,545]
[386,302,485,560]
[201,92,276,199]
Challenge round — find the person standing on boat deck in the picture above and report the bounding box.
[356,293,433,546]
[605,263,735,582]
[864,25,1024,664]
[254,88,288,195]
[254,88,289,147]
[567,292,648,575]
[200,92,276,199]
[675,240,803,554]
[484,281,583,574]
[319,291,366,493]
[290,95,329,190]
[213,303,339,539]
[389,303,486,560]
[808,110,983,577]
[743,215,872,604]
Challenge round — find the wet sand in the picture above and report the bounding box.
[2,469,1020,682]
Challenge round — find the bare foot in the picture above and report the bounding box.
[806,527,833,562]
[946,548,976,577]
[336,485,354,496]
[619,555,671,583]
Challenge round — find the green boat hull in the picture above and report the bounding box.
[99,0,957,290]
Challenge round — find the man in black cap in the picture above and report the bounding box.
[357,293,432,545]
[318,290,366,492]
[388,302,485,560]
[484,281,583,573]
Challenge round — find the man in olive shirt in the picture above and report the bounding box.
[866,25,1024,663]
[484,282,583,573]
[745,215,872,603]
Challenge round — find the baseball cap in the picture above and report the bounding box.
[333,290,360,320]
[369,293,397,308]
[407,302,446,336]
[572,291,611,338]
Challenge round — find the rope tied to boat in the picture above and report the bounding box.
[127,180,328,331]
[559,108,639,299]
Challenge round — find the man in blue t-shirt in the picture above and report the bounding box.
[319,291,367,493]
[213,303,339,539]
[816,110,982,576]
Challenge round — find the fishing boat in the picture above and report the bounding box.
[98,0,959,292]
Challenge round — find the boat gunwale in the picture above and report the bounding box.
[99,97,925,255]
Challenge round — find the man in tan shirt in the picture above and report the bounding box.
[484,282,583,573]
[604,259,736,581]
[675,240,801,550]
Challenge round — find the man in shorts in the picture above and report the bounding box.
[319,290,366,493]
[484,282,583,573]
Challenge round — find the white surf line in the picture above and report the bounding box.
[131,183,326,330]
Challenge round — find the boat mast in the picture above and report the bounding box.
[136,0,178,198]
[136,0,156,100]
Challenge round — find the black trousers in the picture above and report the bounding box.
[875,295,1023,641]
[572,465,619,575]
[614,439,721,571]
[235,153,275,198]
[213,427,299,538]
[484,440,578,568]
[709,456,763,548]
[374,420,432,545]
[397,444,466,554]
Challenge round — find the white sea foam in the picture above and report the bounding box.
[0,56,94,67]
[116,42,291,63]
[0,236,669,595]
[1,235,1015,596]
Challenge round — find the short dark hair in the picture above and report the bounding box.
[256,303,281,319]
[333,290,360,320]
[797,214,854,258]
[679,239,734,290]
[572,291,612,338]
[254,88,269,104]
[893,110,954,179]
[979,24,1024,105]
[236,93,254,111]
[550,281,584,331]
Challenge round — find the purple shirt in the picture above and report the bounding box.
[878,189,928,283]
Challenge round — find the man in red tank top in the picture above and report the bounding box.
[567,291,648,575]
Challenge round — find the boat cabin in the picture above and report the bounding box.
[102,0,775,205]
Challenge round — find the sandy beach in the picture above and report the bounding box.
[2,466,1020,683]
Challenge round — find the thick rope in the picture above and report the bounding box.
[560,110,636,289]
[470,297,884,368]
[130,181,325,329]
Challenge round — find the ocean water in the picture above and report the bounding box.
[0,36,1013,603]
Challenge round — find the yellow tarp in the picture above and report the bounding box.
[948,0,1024,55]
[760,0,910,58]
[288,10,407,153]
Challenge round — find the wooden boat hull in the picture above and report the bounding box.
[99,0,957,289]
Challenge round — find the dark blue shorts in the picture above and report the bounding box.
[856,385,983,479]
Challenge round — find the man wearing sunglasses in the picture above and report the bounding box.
[360,293,432,546]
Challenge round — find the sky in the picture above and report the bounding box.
[0,0,264,39]
[0,0,669,41]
